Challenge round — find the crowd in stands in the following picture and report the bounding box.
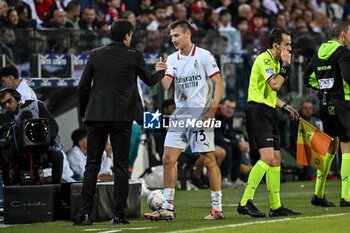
[1,0,349,62]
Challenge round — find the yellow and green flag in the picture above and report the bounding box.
[296,118,332,172]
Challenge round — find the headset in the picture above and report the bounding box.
[0,87,22,102]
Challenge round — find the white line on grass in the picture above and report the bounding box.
[170,213,350,233]
[83,227,157,233]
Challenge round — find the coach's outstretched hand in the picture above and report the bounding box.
[155,57,167,71]
[282,104,299,120]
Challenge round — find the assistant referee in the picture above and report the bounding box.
[304,20,350,207]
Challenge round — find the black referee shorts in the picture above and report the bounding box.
[320,98,350,142]
[245,102,280,151]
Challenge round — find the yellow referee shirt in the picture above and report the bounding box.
[247,50,280,108]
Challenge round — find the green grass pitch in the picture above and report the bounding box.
[1,179,349,233]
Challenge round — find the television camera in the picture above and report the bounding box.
[0,109,51,185]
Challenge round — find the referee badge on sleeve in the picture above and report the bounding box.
[265,68,274,77]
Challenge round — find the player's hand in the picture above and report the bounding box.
[281,49,291,64]
[202,108,215,121]
[155,57,167,71]
[282,104,299,120]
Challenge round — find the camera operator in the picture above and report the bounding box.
[0,87,63,185]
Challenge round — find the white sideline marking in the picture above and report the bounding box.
[84,227,157,233]
[170,213,350,233]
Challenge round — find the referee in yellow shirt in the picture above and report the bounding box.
[237,28,301,217]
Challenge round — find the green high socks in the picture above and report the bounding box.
[341,153,350,201]
[266,166,281,210]
[315,153,335,198]
[240,160,270,206]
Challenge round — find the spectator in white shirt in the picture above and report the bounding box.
[67,128,88,181]
[0,65,37,102]
[68,128,113,181]
[61,150,76,182]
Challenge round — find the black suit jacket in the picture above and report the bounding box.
[78,41,164,123]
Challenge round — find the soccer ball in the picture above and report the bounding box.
[147,190,163,211]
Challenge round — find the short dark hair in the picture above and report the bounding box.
[65,0,80,12]
[219,9,230,18]
[220,97,236,104]
[110,19,134,42]
[15,3,27,15]
[0,65,19,79]
[234,17,248,27]
[300,99,313,107]
[83,5,95,12]
[168,19,192,33]
[71,128,87,146]
[329,20,349,39]
[153,3,166,12]
[139,9,153,16]
[268,27,290,48]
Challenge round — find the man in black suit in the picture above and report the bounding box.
[74,19,167,226]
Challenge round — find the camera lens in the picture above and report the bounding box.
[25,121,48,143]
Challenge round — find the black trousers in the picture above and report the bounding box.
[81,121,132,217]
[46,149,63,184]
[217,141,242,180]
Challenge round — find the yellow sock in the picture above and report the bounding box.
[315,153,335,198]
[266,166,281,210]
[341,153,350,201]
[240,160,269,206]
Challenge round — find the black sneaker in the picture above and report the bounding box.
[237,199,266,218]
[112,215,130,224]
[269,206,301,217]
[311,194,336,207]
[191,176,208,189]
[73,214,92,226]
[340,198,350,207]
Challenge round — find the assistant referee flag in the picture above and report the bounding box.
[296,118,333,172]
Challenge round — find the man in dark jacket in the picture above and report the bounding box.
[214,98,249,188]
[75,19,167,226]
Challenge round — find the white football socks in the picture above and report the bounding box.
[211,190,222,212]
[162,188,175,210]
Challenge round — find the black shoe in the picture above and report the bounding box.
[112,215,130,224]
[191,176,208,189]
[311,194,336,207]
[269,206,301,217]
[73,214,92,226]
[237,200,266,218]
[340,198,350,207]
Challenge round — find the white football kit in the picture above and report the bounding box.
[164,45,220,153]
